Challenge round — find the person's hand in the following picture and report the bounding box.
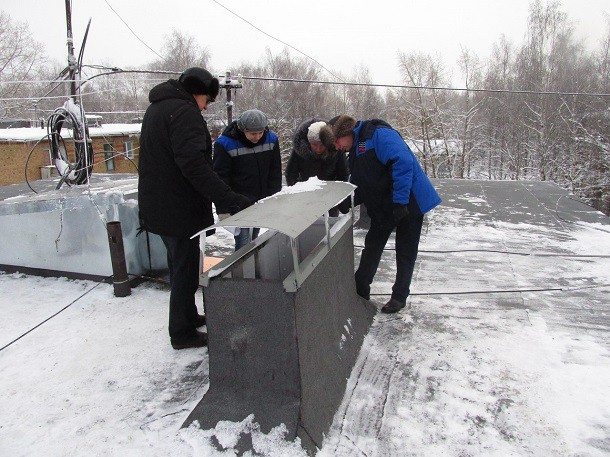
[393,203,409,224]
[338,197,351,214]
[229,193,251,215]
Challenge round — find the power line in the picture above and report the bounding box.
[240,75,610,98]
[102,0,164,61]
[3,72,610,101]
[0,88,128,102]
[65,71,610,98]
[86,111,145,115]
[210,0,344,82]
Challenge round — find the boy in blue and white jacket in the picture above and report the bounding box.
[213,109,282,250]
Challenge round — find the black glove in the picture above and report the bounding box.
[229,193,252,215]
[338,197,351,214]
[393,203,409,224]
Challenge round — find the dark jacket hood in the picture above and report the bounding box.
[148,79,197,105]
[220,120,268,148]
[292,118,335,160]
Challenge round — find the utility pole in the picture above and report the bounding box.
[56,1,94,186]
[220,71,242,124]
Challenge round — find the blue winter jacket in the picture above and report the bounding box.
[349,119,441,226]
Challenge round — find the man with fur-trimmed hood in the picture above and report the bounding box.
[285,118,349,188]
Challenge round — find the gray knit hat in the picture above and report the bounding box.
[237,109,268,132]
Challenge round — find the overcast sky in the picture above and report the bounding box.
[3,0,609,85]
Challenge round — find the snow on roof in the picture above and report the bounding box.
[0,179,609,455]
[0,123,141,142]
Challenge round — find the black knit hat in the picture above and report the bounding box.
[332,115,357,139]
[179,67,220,101]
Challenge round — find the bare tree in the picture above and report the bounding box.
[515,0,571,181]
[0,11,47,118]
[342,64,384,120]
[149,29,211,72]
[454,48,486,178]
[397,51,452,177]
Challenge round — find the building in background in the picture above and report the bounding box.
[0,121,141,186]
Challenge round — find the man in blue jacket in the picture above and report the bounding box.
[332,115,441,313]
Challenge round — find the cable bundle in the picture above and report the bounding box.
[47,99,94,187]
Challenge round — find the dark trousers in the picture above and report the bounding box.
[355,214,424,303]
[234,227,260,251]
[160,235,201,342]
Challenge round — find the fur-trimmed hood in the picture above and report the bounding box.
[331,114,357,140]
[292,118,336,160]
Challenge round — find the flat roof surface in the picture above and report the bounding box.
[1,178,609,456]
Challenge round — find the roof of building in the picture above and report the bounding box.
[0,124,142,142]
[0,178,608,455]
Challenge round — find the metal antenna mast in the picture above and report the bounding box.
[64,0,78,99]
[47,0,94,187]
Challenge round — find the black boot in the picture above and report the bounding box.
[381,298,407,314]
[194,314,206,327]
[171,330,208,350]
[355,280,370,300]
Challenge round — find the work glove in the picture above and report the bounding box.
[393,203,409,225]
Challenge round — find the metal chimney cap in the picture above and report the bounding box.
[192,179,355,239]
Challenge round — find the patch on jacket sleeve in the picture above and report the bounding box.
[357,141,367,155]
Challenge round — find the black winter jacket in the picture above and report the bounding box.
[285,118,349,186]
[138,79,248,237]
[212,121,282,214]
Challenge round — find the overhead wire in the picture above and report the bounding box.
[3,74,610,98]
[210,0,344,82]
[1,88,133,102]
[239,75,610,98]
[102,0,164,60]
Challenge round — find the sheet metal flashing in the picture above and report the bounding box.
[192,180,355,239]
[0,174,167,277]
[0,175,138,217]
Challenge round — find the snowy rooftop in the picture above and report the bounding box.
[1,179,609,456]
[0,124,141,142]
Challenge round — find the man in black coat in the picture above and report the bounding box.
[138,67,250,350]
